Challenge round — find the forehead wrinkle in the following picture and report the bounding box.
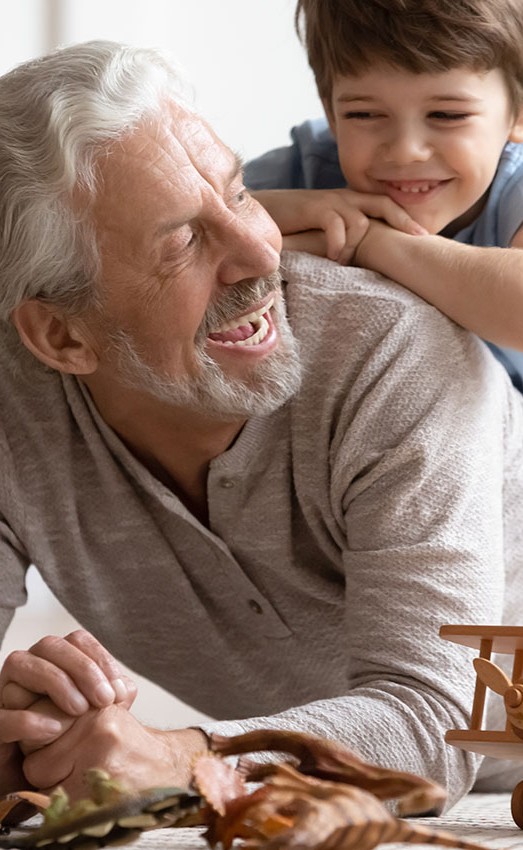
[94,107,246,268]
[153,149,245,240]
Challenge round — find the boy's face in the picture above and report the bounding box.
[327,65,523,235]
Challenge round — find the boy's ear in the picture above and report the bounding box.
[322,98,337,137]
[508,106,523,143]
[11,299,99,375]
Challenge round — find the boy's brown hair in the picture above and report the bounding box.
[295,0,523,113]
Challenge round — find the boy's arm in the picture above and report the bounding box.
[253,188,426,261]
[354,220,523,351]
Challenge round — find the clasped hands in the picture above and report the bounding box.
[253,187,428,265]
[0,630,208,802]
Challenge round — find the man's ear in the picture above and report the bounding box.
[509,106,523,143]
[11,300,99,375]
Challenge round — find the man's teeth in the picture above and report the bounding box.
[213,298,274,347]
[218,298,274,332]
[224,314,269,347]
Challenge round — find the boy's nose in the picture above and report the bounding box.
[382,125,432,164]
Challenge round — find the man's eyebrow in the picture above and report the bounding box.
[154,151,246,240]
[231,150,245,180]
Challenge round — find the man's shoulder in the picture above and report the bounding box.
[281,251,502,390]
[0,330,68,453]
[282,250,448,321]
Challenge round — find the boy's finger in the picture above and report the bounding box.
[358,194,428,235]
[336,216,370,266]
[324,214,351,261]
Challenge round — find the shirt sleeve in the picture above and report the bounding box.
[245,143,304,191]
[199,289,513,810]
[0,438,32,647]
[0,515,30,646]
[245,118,344,190]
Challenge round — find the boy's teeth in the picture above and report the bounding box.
[391,181,437,193]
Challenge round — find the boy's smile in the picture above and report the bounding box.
[328,65,523,235]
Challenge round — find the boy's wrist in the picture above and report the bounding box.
[355,220,420,273]
[354,220,390,270]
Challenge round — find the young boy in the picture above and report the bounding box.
[246,0,523,390]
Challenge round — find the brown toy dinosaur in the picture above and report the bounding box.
[0,729,495,850]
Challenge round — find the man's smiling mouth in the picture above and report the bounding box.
[208,298,274,347]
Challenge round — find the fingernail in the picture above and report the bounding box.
[411,223,428,235]
[94,680,116,706]
[111,678,128,702]
[43,719,64,735]
[70,692,90,713]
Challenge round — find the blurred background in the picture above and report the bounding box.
[0,0,322,727]
[0,0,322,158]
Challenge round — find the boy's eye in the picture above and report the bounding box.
[429,111,470,121]
[343,111,380,120]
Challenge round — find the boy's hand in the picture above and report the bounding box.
[254,188,426,264]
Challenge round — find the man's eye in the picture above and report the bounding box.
[233,189,248,204]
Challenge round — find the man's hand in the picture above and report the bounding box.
[254,188,426,264]
[22,704,209,800]
[0,630,137,794]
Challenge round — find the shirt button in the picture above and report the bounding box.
[248,599,263,615]
[220,478,235,489]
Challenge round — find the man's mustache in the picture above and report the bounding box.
[200,270,283,339]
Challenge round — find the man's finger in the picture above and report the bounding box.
[18,697,76,755]
[2,682,38,710]
[26,633,131,710]
[0,631,135,716]
[0,650,90,716]
[64,631,137,706]
[0,707,66,746]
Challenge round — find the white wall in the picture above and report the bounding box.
[0,0,322,726]
[0,0,323,159]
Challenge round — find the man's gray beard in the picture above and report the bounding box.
[107,272,302,419]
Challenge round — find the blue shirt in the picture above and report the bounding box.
[246,118,523,391]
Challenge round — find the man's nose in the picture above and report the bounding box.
[216,206,282,286]
[381,123,432,164]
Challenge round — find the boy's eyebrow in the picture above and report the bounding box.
[427,94,483,103]
[335,93,483,104]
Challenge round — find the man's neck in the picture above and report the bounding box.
[81,376,245,525]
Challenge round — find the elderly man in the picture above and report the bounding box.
[0,40,522,808]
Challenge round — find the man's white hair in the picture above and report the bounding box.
[0,40,191,335]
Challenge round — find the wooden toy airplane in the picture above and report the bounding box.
[440,625,523,829]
